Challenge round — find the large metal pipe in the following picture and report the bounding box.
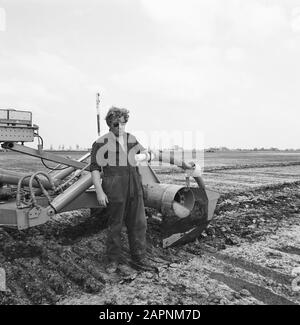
[49,173,93,213]
[144,183,195,218]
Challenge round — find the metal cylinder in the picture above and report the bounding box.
[49,173,93,213]
[144,183,195,218]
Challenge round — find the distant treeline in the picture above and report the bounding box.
[163,147,300,152]
[204,147,300,152]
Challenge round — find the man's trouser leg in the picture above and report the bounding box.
[125,195,147,260]
[106,201,127,262]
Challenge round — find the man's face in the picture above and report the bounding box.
[110,116,126,137]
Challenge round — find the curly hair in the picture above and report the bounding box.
[105,106,130,127]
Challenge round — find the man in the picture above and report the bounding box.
[90,106,152,273]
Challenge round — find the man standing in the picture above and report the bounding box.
[90,107,151,273]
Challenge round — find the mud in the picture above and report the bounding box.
[0,161,300,305]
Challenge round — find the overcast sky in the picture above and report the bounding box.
[0,0,300,149]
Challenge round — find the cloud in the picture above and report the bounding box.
[112,1,294,103]
[110,47,252,102]
[228,2,288,41]
[15,52,85,85]
[225,47,245,62]
[0,51,87,110]
[291,7,300,32]
[0,79,58,102]
[141,0,219,43]
[141,0,289,44]
[0,48,99,147]
[0,7,6,31]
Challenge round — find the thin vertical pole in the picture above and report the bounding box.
[96,93,100,136]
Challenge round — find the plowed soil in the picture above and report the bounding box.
[0,151,300,305]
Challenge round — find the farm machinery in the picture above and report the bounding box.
[0,108,219,247]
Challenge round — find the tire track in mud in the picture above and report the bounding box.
[201,247,300,302]
[209,272,297,305]
[204,250,294,286]
[273,246,300,257]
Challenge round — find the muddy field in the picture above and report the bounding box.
[0,151,300,305]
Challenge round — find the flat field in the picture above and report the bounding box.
[0,150,300,305]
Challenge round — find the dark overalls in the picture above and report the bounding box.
[90,131,147,262]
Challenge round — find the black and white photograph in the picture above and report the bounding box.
[0,0,300,311]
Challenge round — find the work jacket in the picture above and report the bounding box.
[90,131,145,202]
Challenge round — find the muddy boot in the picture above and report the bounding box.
[105,261,119,274]
[130,257,158,273]
[118,263,137,277]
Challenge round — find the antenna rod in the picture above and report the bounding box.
[96,92,100,136]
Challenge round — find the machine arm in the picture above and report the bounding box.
[1,142,87,170]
